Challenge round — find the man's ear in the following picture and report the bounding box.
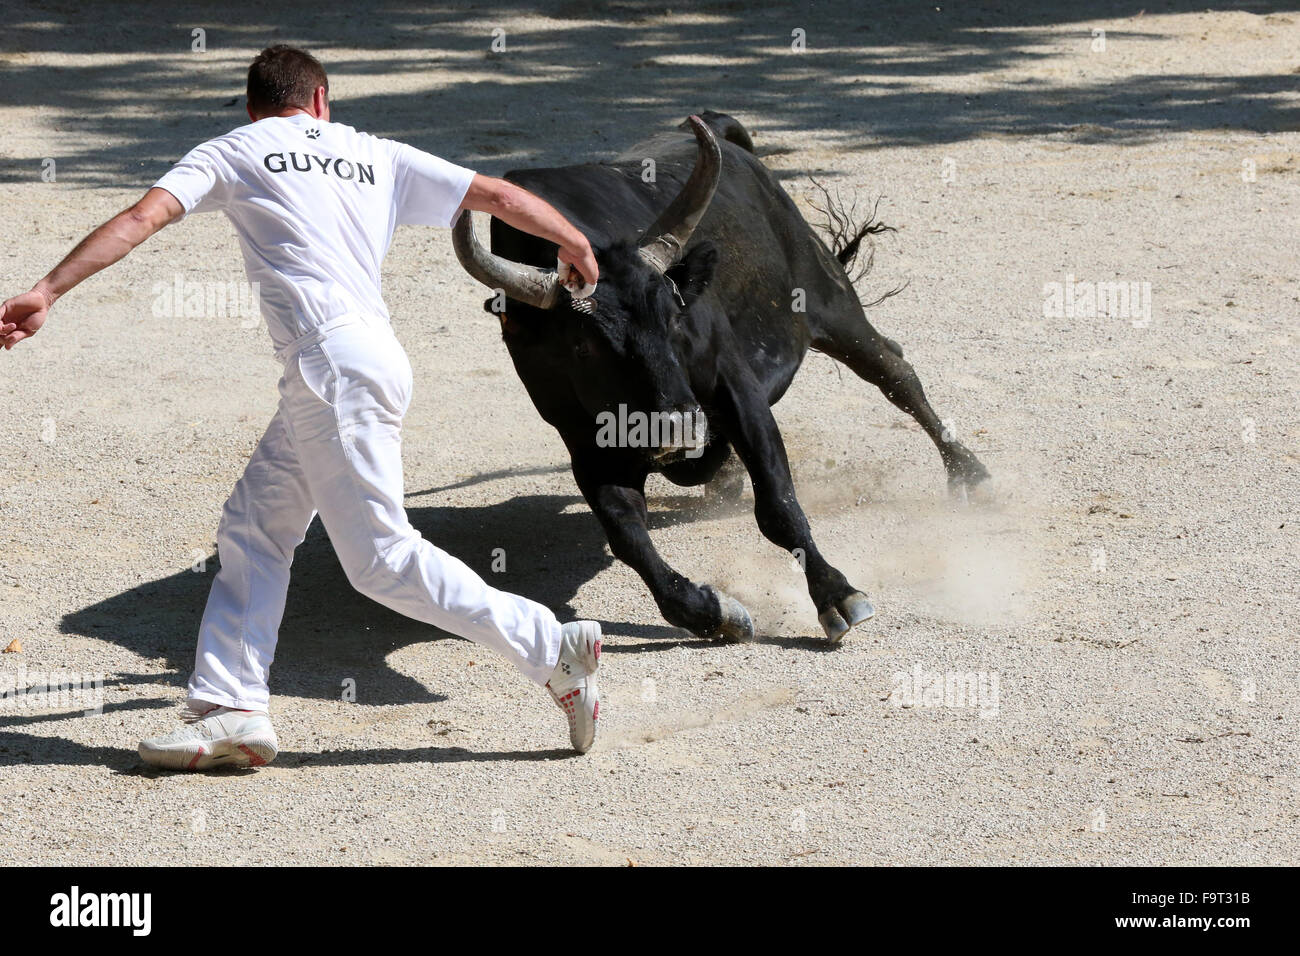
[666,241,718,304]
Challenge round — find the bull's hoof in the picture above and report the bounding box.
[945,450,991,500]
[702,586,755,643]
[949,479,971,506]
[818,591,875,644]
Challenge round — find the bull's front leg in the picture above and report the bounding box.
[716,369,875,642]
[572,453,754,643]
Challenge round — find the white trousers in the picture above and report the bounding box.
[188,314,562,711]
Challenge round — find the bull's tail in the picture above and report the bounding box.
[808,179,895,271]
[681,110,755,153]
[807,178,905,307]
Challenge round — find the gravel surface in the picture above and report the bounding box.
[0,1,1296,865]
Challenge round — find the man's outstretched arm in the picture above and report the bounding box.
[1,187,184,350]
[459,174,599,290]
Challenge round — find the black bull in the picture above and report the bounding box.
[452,111,990,643]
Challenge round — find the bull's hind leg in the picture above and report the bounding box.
[813,311,990,493]
[572,453,754,643]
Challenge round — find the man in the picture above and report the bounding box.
[0,45,604,769]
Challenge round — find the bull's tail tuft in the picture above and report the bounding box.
[808,178,905,307]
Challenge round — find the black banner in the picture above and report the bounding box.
[0,866,1282,942]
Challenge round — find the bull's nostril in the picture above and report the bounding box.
[648,405,700,453]
[684,407,707,448]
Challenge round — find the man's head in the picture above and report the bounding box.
[246,45,329,122]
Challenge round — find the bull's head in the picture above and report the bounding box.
[453,115,722,465]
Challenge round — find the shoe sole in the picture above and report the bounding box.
[138,732,278,771]
[580,669,600,753]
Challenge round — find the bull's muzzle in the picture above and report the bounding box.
[653,406,708,462]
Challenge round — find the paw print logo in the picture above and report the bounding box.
[305,127,321,139]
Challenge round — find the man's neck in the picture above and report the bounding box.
[253,107,317,122]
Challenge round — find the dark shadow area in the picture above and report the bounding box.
[0,730,140,771]
[0,732,575,772]
[1,0,1296,186]
[0,697,171,730]
[58,481,736,707]
[279,744,577,766]
[408,463,568,496]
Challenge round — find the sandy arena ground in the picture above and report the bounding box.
[1,1,1297,865]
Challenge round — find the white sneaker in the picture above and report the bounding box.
[547,621,601,753]
[138,702,279,771]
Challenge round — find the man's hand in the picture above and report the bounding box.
[558,241,599,294]
[461,174,599,291]
[0,288,53,350]
[1,187,182,351]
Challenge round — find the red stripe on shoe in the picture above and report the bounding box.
[188,747,205,770]
[238,744,268,767]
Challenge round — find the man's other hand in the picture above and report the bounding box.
[2,187,181,352]
[0,288,53,350]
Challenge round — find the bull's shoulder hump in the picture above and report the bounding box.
[500,163,655,241]
[682,110,756,153]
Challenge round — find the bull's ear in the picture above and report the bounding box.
[667,241,718,304]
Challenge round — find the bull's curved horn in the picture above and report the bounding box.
[452,209,561,310]
[637,114,723,273]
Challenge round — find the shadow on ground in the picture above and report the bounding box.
[0,716,577,771]
[58,480,726,708]
[1,0,1296,186]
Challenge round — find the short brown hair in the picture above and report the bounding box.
[246,45,328,115]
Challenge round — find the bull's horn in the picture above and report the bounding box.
[637,114,722,273]
[452,209,561,310]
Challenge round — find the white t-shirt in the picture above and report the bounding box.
[153,113,475,351]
